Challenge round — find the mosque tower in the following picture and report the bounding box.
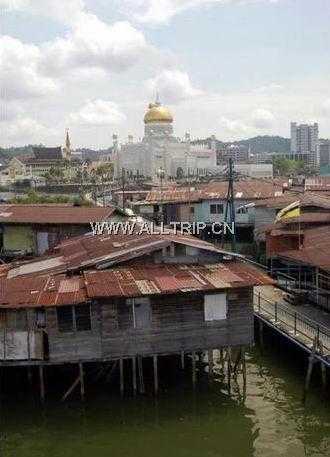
[143,96,174,139]
[64,128,71,159]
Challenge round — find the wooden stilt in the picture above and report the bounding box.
[79,362,85,401]
[119,358,124,397]
[219,348,224,372]
[259,321,264,349]
[303,354,315,403]
[153,355,158,395]
[319,343,327,391]
[232,347,241,378]
[132,357,137,395]
[321,362,327,391]
[27,366,33,387]
[39,365,45,403]
[62,375,80,402]
[138,356,145,394]
[192,351,196,388]
[105,360,118,383]
[208,350,214,378]
[242,348,247,395]
[227,347,232,393]
[181,351,185,370]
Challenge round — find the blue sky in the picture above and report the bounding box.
[1,0,329,147]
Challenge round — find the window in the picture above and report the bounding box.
[57,305,92,333]
[210,204,223,215]
[0,310,6,329]
[75,305,92,331]
[57,306,74,333]
[204,293,227,321]
[237,207,248,214]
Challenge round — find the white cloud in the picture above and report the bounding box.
[2,117,56,145]
[146,70,203,104]
[42,15,151,74]
[252,108,275,129]
[253,83,284,94]
[119,0,280,25]
[321,98,330,116]
[0,35,58,100]
[69,99,126,126]
[0,0,85,25]
[219,116,250,136]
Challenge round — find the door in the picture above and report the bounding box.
[134,298,151,329]
[37,232,49,255]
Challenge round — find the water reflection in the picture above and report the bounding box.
[0,346,329,457]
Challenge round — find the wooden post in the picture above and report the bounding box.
[119,358,124,397]
[321,362,327,391]
[138,356,145,394]
[132,357,137,395]
[79,362,85,401]
[208,350,214,378]
[27,366,33,387]
[242,347,247,395]
[219,348,224,371]
[319,343,327,391]
[192,351,196,388]
[180,350,185,370]
[259,320,264,349]
[153,355,158,395]
[227,347,232,393]
[303,355,315,403]
[39,365,45,403]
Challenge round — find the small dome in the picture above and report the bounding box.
[144,101,173,124]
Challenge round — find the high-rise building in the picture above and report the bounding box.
[319,140,330,167]
[290,122,319,167]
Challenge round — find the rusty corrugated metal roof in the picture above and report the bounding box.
[0,204,116,225]
[0,261,273,308]
[0,274,87,308]
[84,262,273,299]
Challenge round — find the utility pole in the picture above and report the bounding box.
[221,158,236,252]
[121,168,126,211]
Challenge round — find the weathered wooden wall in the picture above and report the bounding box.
[45,287,254,363]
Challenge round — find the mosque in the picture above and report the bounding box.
[115,98,218,180]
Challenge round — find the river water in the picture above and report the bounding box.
[0,343,329,457]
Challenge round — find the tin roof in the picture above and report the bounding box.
[142,180,284,205]
[0,274,87,308]
[0,261,273,308]
[6,228,244,279]
[277,226,330,271]
[0,204,116,225]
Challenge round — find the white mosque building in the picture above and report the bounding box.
[115,99,218,180]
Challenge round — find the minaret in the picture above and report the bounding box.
[64,128,71,159]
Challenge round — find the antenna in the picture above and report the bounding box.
[221,157,236,252]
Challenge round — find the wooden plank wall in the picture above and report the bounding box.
[46,287,254,362]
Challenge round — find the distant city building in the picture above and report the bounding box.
[290,122,319,167]
[218,144,250,164]
[117,98,217,180]
[319,140,330,167]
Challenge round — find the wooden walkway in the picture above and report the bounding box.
[254,286,330,368]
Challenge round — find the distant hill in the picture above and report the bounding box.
[192,135,290,154]
[0,145,39,164]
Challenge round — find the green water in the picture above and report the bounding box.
[0,346,329,457]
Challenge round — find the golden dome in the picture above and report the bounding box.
[144,102,173,124]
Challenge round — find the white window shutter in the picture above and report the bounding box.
[204,293,227,321]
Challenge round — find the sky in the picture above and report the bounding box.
[0,0,329,148]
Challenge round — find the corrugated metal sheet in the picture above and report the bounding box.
[0,204,115,225]
[0,258,273,309]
